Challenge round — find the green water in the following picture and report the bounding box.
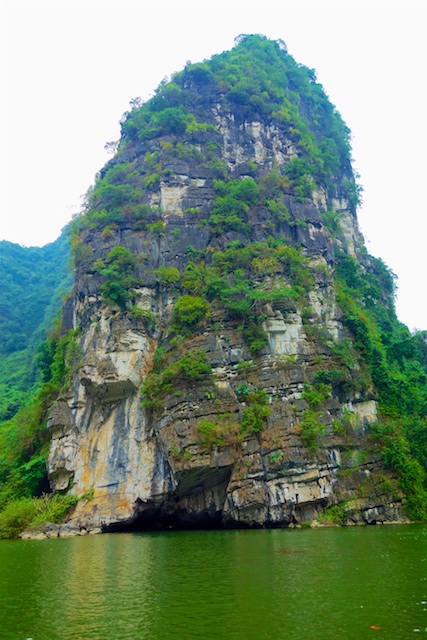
[0,525,426,640]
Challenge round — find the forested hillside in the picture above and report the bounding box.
[0,232,71,420]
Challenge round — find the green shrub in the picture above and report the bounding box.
[276,354,297,370]
[266,199,290,223]
[323,210,342,235]
[100,225,115,240]
[36,326,81,390]
[240,390,271,435]
[180,240,312,356]
[142,173,160,190]
[184,62,214,84]
[0,493,80,539]
[332,419,345,436]
[130,307,156,331]
[284,158,317,201]
[344,178,363,209]
[301,382,332,408]
[208,178,259,234]
[328,337,359,370]
[95,245,138,309]
[243,323,269,354]
[89,181,142,215]
[185,113,216,134]
[370,420,427,521]
[197,420,226,449]
[320,503,347,525]
[236,360,253,372]
[197,414,241,451]
[0,497,40,538]
[241,404,271,434]
[0,323,83,520]
[299,409,325,453]
[152,346,167,373]
[146,220,166,236]
[155,266,181,285]
[166,351,212,381]
[70,233,93,266]
[173,295,210,330]
[15,453,48,497]
[147,106,188,137]
[140,373,164,411]
[270,450,284,464]
[142,350,212,410]
[236,383,251,398]
[313,368,347,389]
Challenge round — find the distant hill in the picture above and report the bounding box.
[0,231,72,420]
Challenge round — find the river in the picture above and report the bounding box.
[0,524,426,639]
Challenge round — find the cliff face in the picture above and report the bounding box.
[47,36,408,529]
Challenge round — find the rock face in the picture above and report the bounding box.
[47,36,407,530]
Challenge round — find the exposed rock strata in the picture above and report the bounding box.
[48,88,407,530]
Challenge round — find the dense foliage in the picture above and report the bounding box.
[94,245,139,308]
[122,34,353,187]
[0,324,81,537]
[334,251,427,519]
[0,232,74,536]
[0,232,71,421]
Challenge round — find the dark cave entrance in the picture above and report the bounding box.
[104,507,226,533]
[105,465,233,533]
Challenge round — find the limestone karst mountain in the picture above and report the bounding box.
[3,35,427,537]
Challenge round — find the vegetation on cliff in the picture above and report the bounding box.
[69,34,427,522]
[333,251,427,519]
[70,34,358,245]
[0,324,81,536]
[0,35,426,536]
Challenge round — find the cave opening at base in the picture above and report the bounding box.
[101,506,301,533]
[103,515,290,533]
[103,515,304,533]
[103,467,241,532]
[103,508,228,533]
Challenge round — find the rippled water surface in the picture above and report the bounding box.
[1,524,426,639]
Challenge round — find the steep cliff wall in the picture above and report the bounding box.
[47,35,409,530]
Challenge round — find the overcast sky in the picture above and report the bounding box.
[1,0,426,330]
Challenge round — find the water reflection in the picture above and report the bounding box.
[60,534,157,639]
[0,525,426,640]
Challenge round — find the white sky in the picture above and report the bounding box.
[1,0,426,330]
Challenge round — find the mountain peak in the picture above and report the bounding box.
[2,37,426,537]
